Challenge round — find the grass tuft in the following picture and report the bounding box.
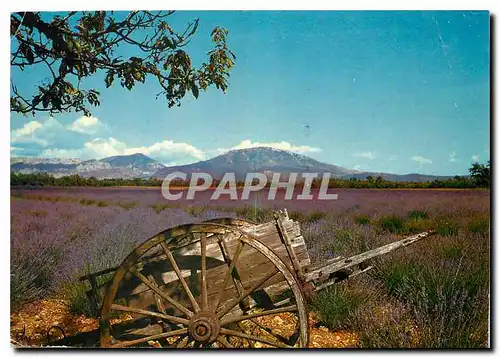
[118,201,140,210]
[310,284,365,331]
[378,215,406,234]
[408,210,429,220]
[354,214,370,225]
[468,218,489,236]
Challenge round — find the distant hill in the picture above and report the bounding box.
[11,153,165,179]
[99,153,163,170]
[152,147,356,181]
[11,148,455,182]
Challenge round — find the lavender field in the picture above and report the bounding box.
[11,187,490,348]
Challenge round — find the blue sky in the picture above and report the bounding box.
[11,11,490,175]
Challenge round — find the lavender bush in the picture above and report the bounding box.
[10,197,231,312]
[10,187,490,347]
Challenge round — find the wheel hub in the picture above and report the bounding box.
[188,312,220,344]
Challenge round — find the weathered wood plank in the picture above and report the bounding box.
[304,230,436,283]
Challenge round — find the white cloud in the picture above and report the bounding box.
[353,152,375,160]
[449,151,458,162]
[12,116,104,153]
[11,120,48,146]
[83,137,127,158]
[40,137,127,160]
[125,139,206,164]
[412,156,432,165]
[10,146,24,154]
[217,140,321,155]
[11,117,76,149]
[68,116,103,135]
[353,164,362,171]
[15,121,42,136]
[41,137,207,165]
[472,154,480,161]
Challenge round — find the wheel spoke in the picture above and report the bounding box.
[219,327,292,348]
[217,268,279,319]
[248,317,297,346]
[221,305,297,326]
[175,335,190,348]
[109,327,188,348]
[169,334,188,348]
[213,239,244,312]
[217,234,244,283]
[131,268,193,318]
[111,304,190,326]
[200,234,208,311]
[160,241,201,313]
[217,336,234,348]
[237,322,255,348]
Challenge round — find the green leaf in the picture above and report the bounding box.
[191,83,199,99]
[105,72,114,88]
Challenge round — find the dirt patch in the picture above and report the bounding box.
[308,313,359,348]
[11,299,359,348]
[11,299,99,347]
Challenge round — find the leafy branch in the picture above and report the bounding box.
[11,11,236,116]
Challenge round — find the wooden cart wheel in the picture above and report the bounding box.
[100,223,309,348]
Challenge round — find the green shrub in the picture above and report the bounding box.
[118,201,140,210]
[408,210,429,220]
[354,214,370,225]
[406,218,433,233]
[150,203,170,213]
[381,261,421,297]
[186,206,203,216]
[234,206,272,223]
[379,215,406,234]
[79,198,96,206]
[63,272,115,318]
[64,281,97,317]
[468,218,489,236]
[335,229,354,242]
[309,284,365,331]
[96,200,108,207]
[288,211,306,222]
[441,246,462,260]
[436,222,459,236]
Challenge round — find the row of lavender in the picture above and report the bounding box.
[12,186,490,221]
[11,197,235,311]
[11,187,490,347]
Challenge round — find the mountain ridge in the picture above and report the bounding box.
[11,148,455,182]
[11,153,165,179]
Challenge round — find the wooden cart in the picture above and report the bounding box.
[52,210,435,348]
